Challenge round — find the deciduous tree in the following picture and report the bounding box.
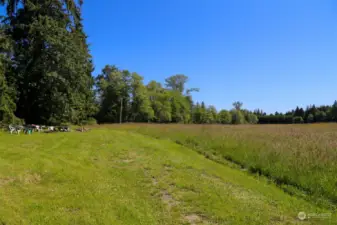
[218,110,232,124]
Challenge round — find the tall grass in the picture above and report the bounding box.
[117,124,337,208]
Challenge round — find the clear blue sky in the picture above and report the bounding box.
[3,1,337,113]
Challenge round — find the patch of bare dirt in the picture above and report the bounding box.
[119,151,138,163]
[0,177,15,186]
[163,163,173,171]
[161,190,179,210]
[152,176,158,186]
[0,173,41,186]
[184,214,202,225]
[64,207,81,214]
[121,159,134,163]
[19,173,41,184]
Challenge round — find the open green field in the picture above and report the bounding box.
[118,124,337,208]
[0,125,335,224]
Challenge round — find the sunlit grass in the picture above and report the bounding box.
[112,123,337,209]
[0,128,333,224]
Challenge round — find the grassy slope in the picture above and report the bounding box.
[0,129,333,224]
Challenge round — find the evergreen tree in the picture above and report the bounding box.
[0,23,17,124]
[330,100,337,121]
[4,0,96,124]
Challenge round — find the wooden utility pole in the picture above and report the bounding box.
[120,98,123,124]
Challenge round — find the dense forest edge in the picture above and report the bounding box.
[1,1,337,126]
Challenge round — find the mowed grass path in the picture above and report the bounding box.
[0,129,333,224]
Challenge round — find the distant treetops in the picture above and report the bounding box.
[94,66,259,125]
[256,102,337,124]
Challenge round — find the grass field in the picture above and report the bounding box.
[118,124,337,208]
[0,126,335,224]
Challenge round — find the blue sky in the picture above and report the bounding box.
[2,1,337,113]
[82,0,337,113]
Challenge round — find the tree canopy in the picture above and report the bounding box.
[0,0,96,125]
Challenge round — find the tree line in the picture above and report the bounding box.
[255,102,337,124]
[94,66,258,125]
[0,1,335,126]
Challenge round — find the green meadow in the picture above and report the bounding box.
[0,125,335,224]
[123,124,337,208]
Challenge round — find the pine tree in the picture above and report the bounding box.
[200,102,207,123]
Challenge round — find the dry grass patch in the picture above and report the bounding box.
[19,173,41,184]
[0,177,15,186]
[184,214,202,224]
